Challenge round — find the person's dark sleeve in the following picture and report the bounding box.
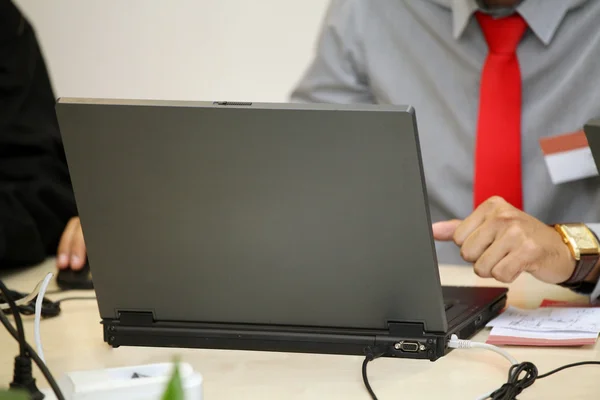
[0,0,77,267]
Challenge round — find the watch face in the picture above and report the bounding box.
[563,225,598,250]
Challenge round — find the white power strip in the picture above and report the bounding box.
[40,362,203,400]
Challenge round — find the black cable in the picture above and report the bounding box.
[56,296,96,304]
[362,358,378,400]
[1,287,61,318]
[361,345,388,400]
[0,308,65,400]
[488,360,600,400]
[45,288,91,295]
[0,280,26,357]
[537,361,600,379]
[489,362,538,400]
[1,287,96,319]
[360,347,600,400]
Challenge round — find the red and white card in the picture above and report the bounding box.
[539,130,599,184]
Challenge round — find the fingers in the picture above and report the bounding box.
[434,196,570,285]
[433,197,512,247]
[453,196,506,244]
[56,217,87,270]
[459,219,499,263]
[57,218,78,269]
[488,245,532,284]
[434,196,529,283]
[432,220,462,241]
[69,225,87,270]
[472,225,525,280]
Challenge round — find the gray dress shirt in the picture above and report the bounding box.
[290,0,600,299]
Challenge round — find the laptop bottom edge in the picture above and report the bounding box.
[102,292,506,362]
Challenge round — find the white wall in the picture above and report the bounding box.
[13,0,329,102]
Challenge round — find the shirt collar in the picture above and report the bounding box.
[427,0,590,45]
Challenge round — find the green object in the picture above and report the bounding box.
[161,359,184,400]
[0,390,29,400]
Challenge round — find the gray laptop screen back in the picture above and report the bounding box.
[586,118,600,171]
[56,99,448,333]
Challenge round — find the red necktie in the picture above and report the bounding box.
[473,12,527,210]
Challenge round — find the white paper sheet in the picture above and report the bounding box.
[486,306,600,333]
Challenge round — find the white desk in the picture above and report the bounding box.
[1,260,599,399]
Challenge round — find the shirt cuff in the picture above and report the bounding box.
[585,223,600,304]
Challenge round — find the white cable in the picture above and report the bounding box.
[0,279,45,310]
[34,273,54,364]
[448,334,519,365]
[448,334,519,400]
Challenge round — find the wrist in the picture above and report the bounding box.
[561,241,577,281]
[553,223,600,288]
[584,261,600,283]
[584,229,600,283]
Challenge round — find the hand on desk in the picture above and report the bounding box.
[56,216,87,271]
[432,196,575,284]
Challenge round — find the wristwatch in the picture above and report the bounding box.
[554,223,600,289]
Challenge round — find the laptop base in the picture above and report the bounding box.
[102,286,507,362]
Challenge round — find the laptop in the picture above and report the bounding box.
[55,99,507,361]
[585,118,600,171]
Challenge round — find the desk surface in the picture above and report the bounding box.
[1,260,599,399]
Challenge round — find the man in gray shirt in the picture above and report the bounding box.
[291,0,600,300]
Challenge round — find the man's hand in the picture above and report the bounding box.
[432,196,576,284]
[56,217,87,270]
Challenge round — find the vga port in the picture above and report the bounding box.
[399,341,419,352]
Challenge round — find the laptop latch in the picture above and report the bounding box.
[117,311,155,326]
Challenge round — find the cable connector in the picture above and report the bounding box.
[448,334,472,349]
[448,334,519,365]
[448,334,523,399]
[364,344,388,361]
[362,345,389,400]
[10,355,44,400]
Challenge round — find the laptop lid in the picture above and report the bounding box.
[56,99,448,333]
[585,118,600,171]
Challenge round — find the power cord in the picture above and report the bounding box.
[448,335,518,365]
[0,279,50,311]
[486,362,537,400]
[1,287,96,318]
[361,345,389,400]
[362,336,600,400]
[35,273,54,363]
[0,281,26,357]
[448,335,600,400]
[1,278,96,369]
[0,277,95,399]
[0,307,65,400]
[0,280,49,400]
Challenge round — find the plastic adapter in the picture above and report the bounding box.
[40,362,202,400]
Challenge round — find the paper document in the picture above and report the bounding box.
[486,306,600,333]
[486,327,598,347]
[485,303,600,346]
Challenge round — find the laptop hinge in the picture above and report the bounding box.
[117,311,155,326]
[387,321,426,337]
